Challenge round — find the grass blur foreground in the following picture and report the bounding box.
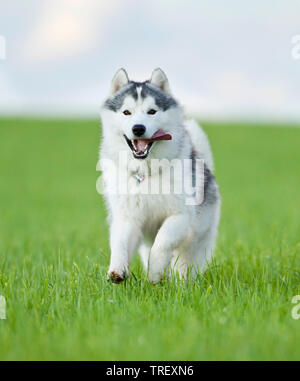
[0,118,299,360]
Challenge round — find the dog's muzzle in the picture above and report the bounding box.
[124,130,172,159]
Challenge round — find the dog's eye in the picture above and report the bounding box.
[147,109,157,115]
[123,110,131,115]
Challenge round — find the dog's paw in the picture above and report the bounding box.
[148,271,164,284]
[107,267,129,284]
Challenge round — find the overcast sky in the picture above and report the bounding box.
[0,0,300,121]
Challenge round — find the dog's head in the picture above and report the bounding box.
[100,68,183,159]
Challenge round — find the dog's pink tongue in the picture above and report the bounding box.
[151,129,172,141]
[136,139,149,152]
[135,130,172,152]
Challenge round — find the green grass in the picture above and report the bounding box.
[0,118,299,360]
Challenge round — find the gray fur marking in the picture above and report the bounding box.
[103,81,177,112]
[141,82,177,111]
[104,82,138,112]
[190,148,218,205]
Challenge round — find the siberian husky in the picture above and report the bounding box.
[99,68,220,283]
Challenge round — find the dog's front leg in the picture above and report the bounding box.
[148,214,189,283]
[108,218,141,283]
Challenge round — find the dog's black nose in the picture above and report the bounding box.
[132,124,146,137]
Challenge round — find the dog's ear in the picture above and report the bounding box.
[150,68,171,94]
[110,68,129,94]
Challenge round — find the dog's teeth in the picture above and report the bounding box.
[131,140,137,151]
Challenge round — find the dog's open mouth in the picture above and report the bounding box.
[124,129,172,159]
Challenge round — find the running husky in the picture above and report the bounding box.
[99,68,220,283]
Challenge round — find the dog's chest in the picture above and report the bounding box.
[123,170,183,224]
[104,157,186,227]
[122,191,181,236]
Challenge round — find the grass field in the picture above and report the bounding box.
[0,118,299,360]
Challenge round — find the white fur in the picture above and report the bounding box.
[99,69,221,283]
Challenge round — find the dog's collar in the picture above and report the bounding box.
[133,173,145,184]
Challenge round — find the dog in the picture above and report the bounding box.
[99,68,220,283]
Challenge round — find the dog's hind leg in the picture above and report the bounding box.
[170,247,195,280]
[170,228,215,280]
[138,243,151,272]
[193,225,218,274]
[170,205,220,280]
[147,214,190,283]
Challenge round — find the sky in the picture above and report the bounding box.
[0,0,300,121]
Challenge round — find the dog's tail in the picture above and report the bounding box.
[184,119,214,172]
